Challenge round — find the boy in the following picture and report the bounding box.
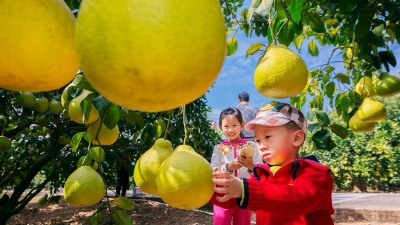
[211,101,334,225]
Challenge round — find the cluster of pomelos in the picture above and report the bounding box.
[134,139,214,210]
[0,0,226,209]
[350,73,400,133]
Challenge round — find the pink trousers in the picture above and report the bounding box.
[213,204,252,225]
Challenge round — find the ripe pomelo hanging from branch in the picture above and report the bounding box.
[254,44,309,98]
[0,0,80,92]
[75,0,226,112]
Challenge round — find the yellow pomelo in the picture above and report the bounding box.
[33,98,49,113]
[373,73,400,97]
[355,76,377,97]
[49,100,64,115]
[63,166,105,207]
[254,44,309,98]
[68,90,99,124]
[0,0,80,92]
[0,136,12,151]
[133,139,173,196]
[349,113,375,133]
[75,0,226,112]
[156,145,214,210]
[357,98,387,122]
[87,119,119,146]
[16,92,36,108]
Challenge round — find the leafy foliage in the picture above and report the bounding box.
[301,96,400,192]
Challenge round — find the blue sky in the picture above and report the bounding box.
[205,0,400,123]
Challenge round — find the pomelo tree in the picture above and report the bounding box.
[0,0,400,224]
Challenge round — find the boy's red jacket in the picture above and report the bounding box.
[210,156,335,225]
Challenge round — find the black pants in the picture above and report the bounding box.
[116,166,129,196]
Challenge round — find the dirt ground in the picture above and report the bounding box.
[6,194,399,225]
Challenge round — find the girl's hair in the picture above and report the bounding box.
[219,107,244,126]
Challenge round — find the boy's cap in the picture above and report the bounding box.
[245,101,307,135]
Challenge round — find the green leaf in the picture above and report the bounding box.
[308,11,326,33]
[226,36,238,56]
[339,0,357,14]
[103,104,120,130]
[133,112,144,128]
[312,129,336,150]
[81,92,95,123]
[372,24,384,37]
[323,65,335,73]
[328,123,349,139]
[379,50,397,67]
[293,34,304,50]
[316,111,331,126]
[125,111,136,126]
[71,132,85,152]
[354,7,375,40]
[246,42,264,58]
[325,81,335,98]
[278,20,295,46]
[77,155,87,168]
[93,97,111,113]
[113,197,135,210]
[111,208,133,225]
[308,122,324,134]
[308,39,319,56]
[335,73,350,84]
[90,209,102,225]
[288,0,303,24]
[131,131,141,145]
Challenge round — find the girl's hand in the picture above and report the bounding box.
[229,158,242,170]
[212,170,243,202]
[238,155,254,170]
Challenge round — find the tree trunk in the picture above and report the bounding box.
[0,144,58,224]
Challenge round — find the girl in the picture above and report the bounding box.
[211,107,262,225]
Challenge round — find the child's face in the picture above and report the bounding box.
[253,124,300,166]
[220,115,243,141]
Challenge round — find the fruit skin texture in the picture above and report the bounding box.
[156,145,214,210]
[63,166,105,207]
[254,44,309,98]
[87,119,119,145]
[0,0,80,92]
[373,73,400,97]
[75,0,226,112]
[133,139,173,196]
[33,98,49,113]
[355,76,377,97]
[0,136,12,151]
[357,98,387,122]
[349,113,375,133]
[17,92,36,108]
[68,90,99,124]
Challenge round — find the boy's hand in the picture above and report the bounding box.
[238,155,253,170]
[212,170,243,202]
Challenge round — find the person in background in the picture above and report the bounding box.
[210,102,334,225]
[211,107,262,225]
[237,92,258,141]
[116,149,133,197]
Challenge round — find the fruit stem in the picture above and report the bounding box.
[182,105,187,145]
[164,111,172,139]
[268,1,277,44]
